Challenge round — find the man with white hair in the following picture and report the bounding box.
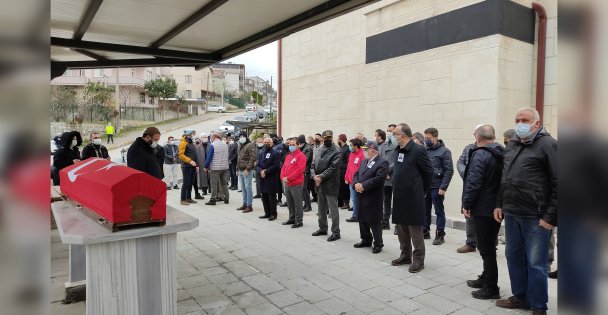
[495,108,557,314]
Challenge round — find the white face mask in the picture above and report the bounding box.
[229,140,235,144]
[150,140,158,148]
[172,140,179,145]
[202,138,208,143]
[239,137,246,144]
[71,139,78,148]
[92,138,101,145]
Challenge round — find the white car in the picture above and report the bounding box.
[207,104,226,113]
[246,104,256,112]
[218,121,235,132]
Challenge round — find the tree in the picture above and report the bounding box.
[82,81,114,123]
[50,86,78,122]
[251,91,263,105]
[144,77,178,123]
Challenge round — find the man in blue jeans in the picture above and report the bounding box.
[235,131,258,213]
[422,127,454,245]
[494,108,557,315]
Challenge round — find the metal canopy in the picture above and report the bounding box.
[51,0,379,77]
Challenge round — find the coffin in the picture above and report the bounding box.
[59,158,166,230]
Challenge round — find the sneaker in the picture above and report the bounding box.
[186,199,197,204]
[173,185,179,190]
[496,296,530,310]
[423,231,431,239]
[432,231,445,245]
[180,200,189,206]
[457,244,476,253]
[466,275,485,288]
[471,286,500,300]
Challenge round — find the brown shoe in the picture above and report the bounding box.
[391,257,412,266]
[457,244,476,253]
[180,200,190,206]
[496,296,530,310]
[186,199,197,204]
[408,263,424,273]
[242,206,253,213]
[236,205,247,210]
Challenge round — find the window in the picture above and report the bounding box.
[149,96,155,105]
[93,69,104,77]
[64,69,83,76]
[139,93,145,103]
[184,90,192,98]
[145,71,152,81]
[185,75,192,83]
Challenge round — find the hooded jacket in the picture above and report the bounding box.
[426,140,454,190]
[497,127,557,226]
[462,143,504,217]
[52,131,83,185]
[126,137,163,179]
[456,142,477,179]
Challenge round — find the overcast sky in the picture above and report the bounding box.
[225,41,278,86]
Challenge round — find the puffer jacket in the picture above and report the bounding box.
[462,143,504,217]
[497,127,557,226]
[164,143,179,164]
[314,144,342,196]
[426,140,454,190]
[178,136,198,168]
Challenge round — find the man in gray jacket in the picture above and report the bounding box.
[456,125,482,253]
[375,129,397,230]
[312,130,342,242]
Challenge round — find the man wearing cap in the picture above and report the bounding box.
[312,130,342,241]
[204,133,230,205]
[127,126,163,180]
[236,131,258,213]
[353,141,389,254]
[178,130,199,205]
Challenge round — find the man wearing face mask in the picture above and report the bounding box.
[228,135,239,190]
[126,127,163,180]
[376,129,397,230]
[494,108,557,313]
[52,131,83,185]
[298,134,314,212]
[386,124,397,145]
[81,132,110,160]
[257,137,281,221]
[236,131,258,213]
[310,133,323,203]
[422,127,454,245]
[503,129,515,146]
[345,138,365,223]
[177,129,199,205]
[312,130,342,242]
[199,134,211,194]
[253,137,264,197]
[204,133,230,205]
[163,136,180,190]
[280,137,307,227]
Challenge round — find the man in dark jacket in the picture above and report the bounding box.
[312,130,342,242]
[495,108,557,313]
[391,123,433,273]
[337,134,350,209]
[461,125,504,300]
[228,135,238,190]
[52,131,82,185]
[456,126,481,253]
[127,127,163,180]
[163,136,180,190]
[257,137,281,221]
[81,132,110,161]
[423,127,454,245]
[376,129,397,230]
[353,141,389,254]
[298,134,314,212]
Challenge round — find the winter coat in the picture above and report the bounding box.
[301,143,314,177]
[462,143,504,217]
[379,140,397,186]
[178,136,198,168]
[164,143,179,164]
[456,143,477,178]
[426,140,454,190]
[256,146,281,193]
[237,141,257,171]
[280,148,307,187]
[126,137,163,179]
[81,143,109,160]
[345,148,364,184]
[352,155,389,224]
[391,140,433,225]
[52,131,83,185]
[497,127,557,226]
[314,144,342,196]
[153,145,165,177]
[228,143,238,165]
[196,143,209,188]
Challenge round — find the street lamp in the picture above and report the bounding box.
[120,148,127,163]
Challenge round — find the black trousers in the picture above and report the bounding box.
[229,163,238,188]
[261,193,277,217]
[473,215,501,289]
[382,186,393,225]
[181,167,196,200]
[308,176,317,200]
[302,173,312,210]
[359,221,384,248]
[337,171,349,206]
[192,178,200,196]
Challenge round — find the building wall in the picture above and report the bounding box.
[281,0,557,220]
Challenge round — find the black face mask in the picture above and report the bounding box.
[314,140,321,145]
[264,144,271,150]
[196,141,201,145]
[504,141,508,146]
[324,139,332,147]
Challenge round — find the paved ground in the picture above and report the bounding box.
[51,185,558,314]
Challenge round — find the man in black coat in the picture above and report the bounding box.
[337,134,350,209]
[391,123,433,273]
[312,130,342,242]
[228,135,239,190]
[256,137,281,221]
[127,127,163,180]
[352,141,388,254]
[81,132,110,160]
[298,134,314,212]
[461,125,504,300]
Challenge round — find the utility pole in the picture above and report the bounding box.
[115,68,120,133]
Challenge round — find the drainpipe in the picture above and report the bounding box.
[532,2,547,121]
[277,39,283,136]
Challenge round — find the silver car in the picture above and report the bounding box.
[207,104,226,113]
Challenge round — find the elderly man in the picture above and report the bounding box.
[353,141,389,254]
[204,133,230,205]
[236,131,258,213]
[312,130,342,241]
[461,125,504,299]
[495,108,557,314]
[178,130,199,205]
[391,123,433,273]
[280,137,307,227]
[81,132,110,160]
[257,137,281,220]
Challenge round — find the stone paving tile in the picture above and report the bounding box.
[313,297,355,315]
[329,286,385,313]
[293,284,333,303]
[387,297,425,313]
[428,284,470,302]
[363,285,404,303]
[392,283,427,298]
[279,277,314,290]
[241,273,285,295]
[193,294,232,312]
[218,281,253,297]
[282,301,324,315]
[207,273,240,286]
[243,302,283,315]
[179,274,212,290]
[413,292,464,314]
[233,291,271,308]
[188,284,223,299]
[266,289,304,308]
[223,260,260,278]
[305,274,347,291]
[206,304,246,315]
[178,298,203,315]
[369,306,404,315]
[404,274,441,290]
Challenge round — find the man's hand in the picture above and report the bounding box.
[189,160,197,167]
[386,175,390,180]
[344,180,348,184]
[204,168,209,172]
[314,175,322,186]
[462,208,471,218]
[438,189,446,196]
[354,183,364,193]
[539,219,555,230]
[244,170,249,177]
[493,208,503,223]
[283,177,289,184]
[73,159,81,164]
[260,170,266,178]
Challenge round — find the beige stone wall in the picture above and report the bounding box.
[281,0,557,219]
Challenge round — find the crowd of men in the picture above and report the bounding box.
[51,107,556,314]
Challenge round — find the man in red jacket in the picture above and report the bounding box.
[280,137,307,228]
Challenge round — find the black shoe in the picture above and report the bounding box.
[423,231,431,239]
[327,234,340,242]
[303,207,312,212]
[372,247,382,254]
[346,217,358,222]
[472,286,501,300]
[259,215,270,219]
[353,242,372,248]
[224,199,229,204]
[205,199,216,205]
[291,223,303,228]
[391,257,412,266]
[433,231,445,245]
[268,216,277,221]
[279,202,288,207]
[195,195,204,200]
[217,197,224,202]
[282,220,295,225]
[382,224,390,230]
[253,194,261,199]
[548,270,558,279]
[311,198,317,203]
[173,185,179,190]
[312,230,328,236]
[167,186,172,190]
[348,207,353,211]
[467,276,485,289]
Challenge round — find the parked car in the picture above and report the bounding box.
[246,104,256,112]
[233,116,248,122]
[207,104,226,113]
[256,111,265,120]
[244,112,258,122]
[263,106,271,113]
[218,121,234,132]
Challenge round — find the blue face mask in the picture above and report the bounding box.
[424,139,434,147]
[289,145,297,153]
[348,145,354,152]
[515,122,533,139]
